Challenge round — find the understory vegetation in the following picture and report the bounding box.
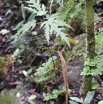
[0,0,103,104]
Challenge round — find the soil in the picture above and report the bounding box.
[0,1,103,104]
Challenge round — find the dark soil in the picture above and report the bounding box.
[0,1,103,104]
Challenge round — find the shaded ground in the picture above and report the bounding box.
[0,1,103,104]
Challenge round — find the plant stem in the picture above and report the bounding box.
[57,51,69,104]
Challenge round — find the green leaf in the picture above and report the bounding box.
[91,81,100,90]
[69,97,83,103]
[84,91,95,104]
[28,13,36,21]
[21,4,26,20]
[34,56,57,82]
[41,14,72,45]
[17,59,22,64]
[69,100,79,104]
[32,31,37,35]
[25,0,47,16]
[98,100,103,104]
[13,20,36,42]
[14,20,24,30]
[43,87,71,101]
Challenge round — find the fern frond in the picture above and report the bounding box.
[12,20,36,42]
[41,14,72,46]
[25,0,47,16]
[34,56,57,82]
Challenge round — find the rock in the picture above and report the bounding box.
[0,83,26,104]
[68,18,85,37]
[67,63,84,86]
[67,33,86,86]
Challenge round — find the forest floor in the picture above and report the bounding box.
[0,1,103,104]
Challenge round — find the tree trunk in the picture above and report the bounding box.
[82,0,95,95]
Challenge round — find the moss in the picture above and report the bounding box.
[68,18,85,37]
[0,57,5,68]
[82,0,95,95]
[0,95,18,104]
[0,55,13,78]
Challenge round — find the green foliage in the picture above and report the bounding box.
[83,91,95,104]
[13,20,36,43]
[34,56,57,83]
[95,28,103,47]
[57,0,74,20]
[57,0,84,21]
[69,91,95,104]
[0,95,18,104]
[98,100,103,104]
[81,29,103,76]
[0,57,5,68]
[69,97,83,104]
[43,87,71,101]
[41,14,71,45]
[91,81,100,89]
[25,0,47,16]
[13,0,71,45]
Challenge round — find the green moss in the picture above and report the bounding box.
[0,95,18,104]
[0,57,5,68]
[82,0,95,95]
[0,55,13,67]
[0,55,13,78]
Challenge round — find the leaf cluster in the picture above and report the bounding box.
[34,56,57,83]
[69,91,95,104]
[81,29,103,76]
[13,0,71,45]
[43,87,71,101]
[57,0,84,21]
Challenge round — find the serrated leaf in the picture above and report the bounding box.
[41,14,71,46]
[13,20,36,42]
[25,0,47,16]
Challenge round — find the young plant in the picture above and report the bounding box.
[57,0,84,21]
[43,87,71,101]
[13,0,71,46]
[81,29,103,76]
[34,56,57,83]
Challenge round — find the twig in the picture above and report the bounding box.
[50,0,54,15]
[57,51,69,104]
[47,45,56,70]
[28,56,36,67]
